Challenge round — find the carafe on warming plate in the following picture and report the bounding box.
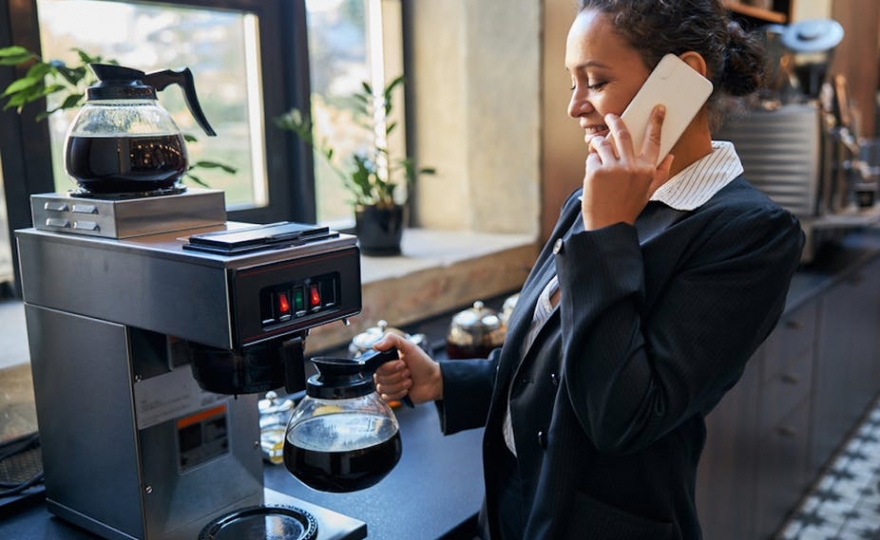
[63,63,215,195]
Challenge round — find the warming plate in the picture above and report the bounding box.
[30,188,226,239]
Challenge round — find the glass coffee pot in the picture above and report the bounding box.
[284,348,412,493]
[64,63,216,195]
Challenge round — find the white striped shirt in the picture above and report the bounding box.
[501,140,743,457]
[650,140,743,210]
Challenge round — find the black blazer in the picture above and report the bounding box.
[438,176,805,539]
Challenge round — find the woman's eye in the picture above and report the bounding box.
[570,79,607,92]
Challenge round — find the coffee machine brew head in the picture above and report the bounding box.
[188,335,309,396]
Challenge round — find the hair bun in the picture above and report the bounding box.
[720,20,766,96]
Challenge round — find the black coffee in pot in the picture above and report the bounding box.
[284,412,402,493]
[65,134,187,193]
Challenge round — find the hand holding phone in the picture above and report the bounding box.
[607,54,714,165]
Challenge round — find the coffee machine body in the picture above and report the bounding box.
[17,189,366,540]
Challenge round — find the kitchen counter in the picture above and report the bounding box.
[787,228,880,309]
[0,403,484,540]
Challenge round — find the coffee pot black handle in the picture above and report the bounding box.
[359,348,414,408]
[143,68,217,136]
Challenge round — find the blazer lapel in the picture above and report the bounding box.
[513,203,687,367]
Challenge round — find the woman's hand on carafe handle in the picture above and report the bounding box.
[373,333,443,405]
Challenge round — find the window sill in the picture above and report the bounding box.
[305,228,539,352]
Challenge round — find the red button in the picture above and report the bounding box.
[309,284,321,309]
[277,292,291,315]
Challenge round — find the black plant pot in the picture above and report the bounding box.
[355,204,405,256]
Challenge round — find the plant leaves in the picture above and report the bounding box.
[43,92,84,117]
[184,172,211,188]
[73,48,105,65]
[0,52,37,66]
[2,75,43,97]
[192,160,237,174]
[25,61,53,80]
[0,46,31,58]
[273,72,432,208]
[56,65,88,86]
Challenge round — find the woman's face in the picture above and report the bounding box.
[565,9,651,148]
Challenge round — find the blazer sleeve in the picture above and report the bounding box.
[555,200,804,455]
[434,349,501,435]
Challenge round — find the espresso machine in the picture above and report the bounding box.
[17,188,369,540]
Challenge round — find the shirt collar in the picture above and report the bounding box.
[650,141,743,211]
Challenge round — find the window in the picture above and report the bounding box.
[305,0,372,224]
[1,0,402,293]
[36,0,269,210]
[0,154,12,293]
[304,0,406,224]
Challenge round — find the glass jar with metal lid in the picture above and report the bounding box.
[446,301,506,359]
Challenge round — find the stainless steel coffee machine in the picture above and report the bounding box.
[16,188,368,540]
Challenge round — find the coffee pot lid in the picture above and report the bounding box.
[86,64,157,100]
[306,348,400,400]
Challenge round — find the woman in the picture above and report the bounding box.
[374,0,804,538]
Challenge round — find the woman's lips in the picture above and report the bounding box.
[582,124,609,145]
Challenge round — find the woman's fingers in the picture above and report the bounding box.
[372,332,443,403]
[641,104,666,165]
[603,113,634,161]
[374,358,412,398]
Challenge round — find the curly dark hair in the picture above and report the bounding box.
[577,0,766,122]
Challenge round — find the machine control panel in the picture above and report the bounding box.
[260,272,340,327]
[231,245,361,347]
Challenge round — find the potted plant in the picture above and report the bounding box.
[275,75,435,256]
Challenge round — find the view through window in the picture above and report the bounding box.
[305,0,373,223]
[36,0,267,210]
[34,0,383,224]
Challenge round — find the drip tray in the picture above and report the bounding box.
[199,505,318,540]
[259,488,366,540]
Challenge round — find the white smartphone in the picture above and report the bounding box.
[612,53,714,165]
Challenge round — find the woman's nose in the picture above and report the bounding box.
[567,92,592,119]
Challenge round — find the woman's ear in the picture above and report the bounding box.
[679,51,708,77]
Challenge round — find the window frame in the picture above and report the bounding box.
[0,0,316,296]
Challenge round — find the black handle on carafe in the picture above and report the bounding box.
[143,68,217,137]
[359,348,415,408]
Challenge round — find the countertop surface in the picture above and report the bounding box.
[0,403,484,540]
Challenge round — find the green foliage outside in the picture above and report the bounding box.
[275,74,435,209]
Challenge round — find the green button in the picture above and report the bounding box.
[293,287,305,311]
